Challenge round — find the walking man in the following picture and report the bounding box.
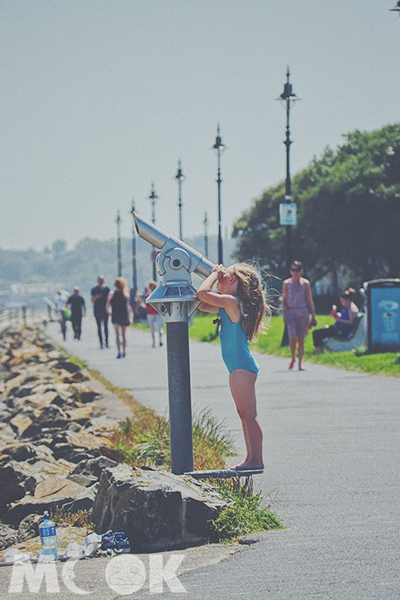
[66,287,86,340]
[91,275,110,349]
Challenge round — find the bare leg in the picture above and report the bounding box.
[148,316,156,347]
[289,336,296,368]
[229,370,264,470]
[298,336,305,370]
[121,326,127,355]
[114,324,121,355]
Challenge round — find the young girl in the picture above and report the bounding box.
[106,277,131,359]
[197,263,268,471]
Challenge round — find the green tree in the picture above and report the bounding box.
[233,123,400,285]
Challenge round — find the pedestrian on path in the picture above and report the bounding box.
[106,277,131,358]
[54,289,69,340]
[90,275,110,349]
[146,281,163,348]
[197,263,269,471]
[66,287,86,340]
[313,288,359,354]
[282,260,317,371]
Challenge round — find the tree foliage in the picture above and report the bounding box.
[233,123,400,285]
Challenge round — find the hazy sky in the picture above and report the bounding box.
[1,0,399,251]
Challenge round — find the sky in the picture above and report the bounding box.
[1,0,400,251]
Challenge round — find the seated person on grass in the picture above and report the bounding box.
[313,288,359,354]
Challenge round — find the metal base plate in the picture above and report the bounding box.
[184,469,264,479]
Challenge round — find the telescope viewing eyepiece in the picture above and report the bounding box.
[133,212,215,279]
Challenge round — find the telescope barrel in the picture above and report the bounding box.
[133,212,215,278]
[133,213,170,249]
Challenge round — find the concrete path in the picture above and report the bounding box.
[12,318,400,598]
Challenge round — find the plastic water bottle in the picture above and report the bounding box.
[39,512,58,562]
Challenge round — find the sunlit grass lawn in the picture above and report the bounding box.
[188,313,400,379]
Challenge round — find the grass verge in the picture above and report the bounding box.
[211,478,283,542]
[189,313,400,378]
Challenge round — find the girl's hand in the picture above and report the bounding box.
[212,264,226,280]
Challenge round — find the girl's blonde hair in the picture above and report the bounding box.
[114,277,128,296]
[229,263,270,342]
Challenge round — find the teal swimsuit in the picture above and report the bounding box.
[219,306,260,375]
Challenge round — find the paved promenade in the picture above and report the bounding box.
[40,318,400,598]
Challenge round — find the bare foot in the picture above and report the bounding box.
[288,359,295,369]
[298,364,306,371]
[230,460,264,471]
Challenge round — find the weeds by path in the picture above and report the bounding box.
[211,478,283,542]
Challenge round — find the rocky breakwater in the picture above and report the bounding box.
[0,327,119,553]
[0,327,229,554]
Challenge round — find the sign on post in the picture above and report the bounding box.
[279,203,297,226]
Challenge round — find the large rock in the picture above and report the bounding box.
[0,464,35,518]
[71,456,118,481]
[9,413,39,438]
[17,514,42,543]
[0,524,18,550]
[62,483,99,513]
[2,477,87,527]
[92,466,228,552]
[50,430,115,463]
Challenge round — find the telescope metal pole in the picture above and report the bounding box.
[166,319,194,475]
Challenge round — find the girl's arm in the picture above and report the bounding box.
[126,295,132,317]
[198,302,217,313]
[197,267,239,312]
[197,266,240,322]
[106,291,113,315]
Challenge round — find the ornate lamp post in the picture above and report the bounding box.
[213,125,225,265]
[148,182,159,280]
[175,160,185,240]
[130,200,137,294]
[277,67,299,272]
[116,210,122,277]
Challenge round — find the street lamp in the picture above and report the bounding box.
[277,66,300,272]
[148,182,159,280]
[213,124,225,265]
[175,160,185,240]
[116,210,122,277]
[130,200,137,294]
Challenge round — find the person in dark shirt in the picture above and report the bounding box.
[91,275,110,349]
[66,287,86,340]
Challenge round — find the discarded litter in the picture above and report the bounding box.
[0,549,32,567]
[39,511,58,563]
[101,530,131,554]
[0,530,129,567]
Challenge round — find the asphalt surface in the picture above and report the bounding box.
[1,316,399,599]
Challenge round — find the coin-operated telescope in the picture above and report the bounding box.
[134,213,215,321]
[133,213,216,474]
